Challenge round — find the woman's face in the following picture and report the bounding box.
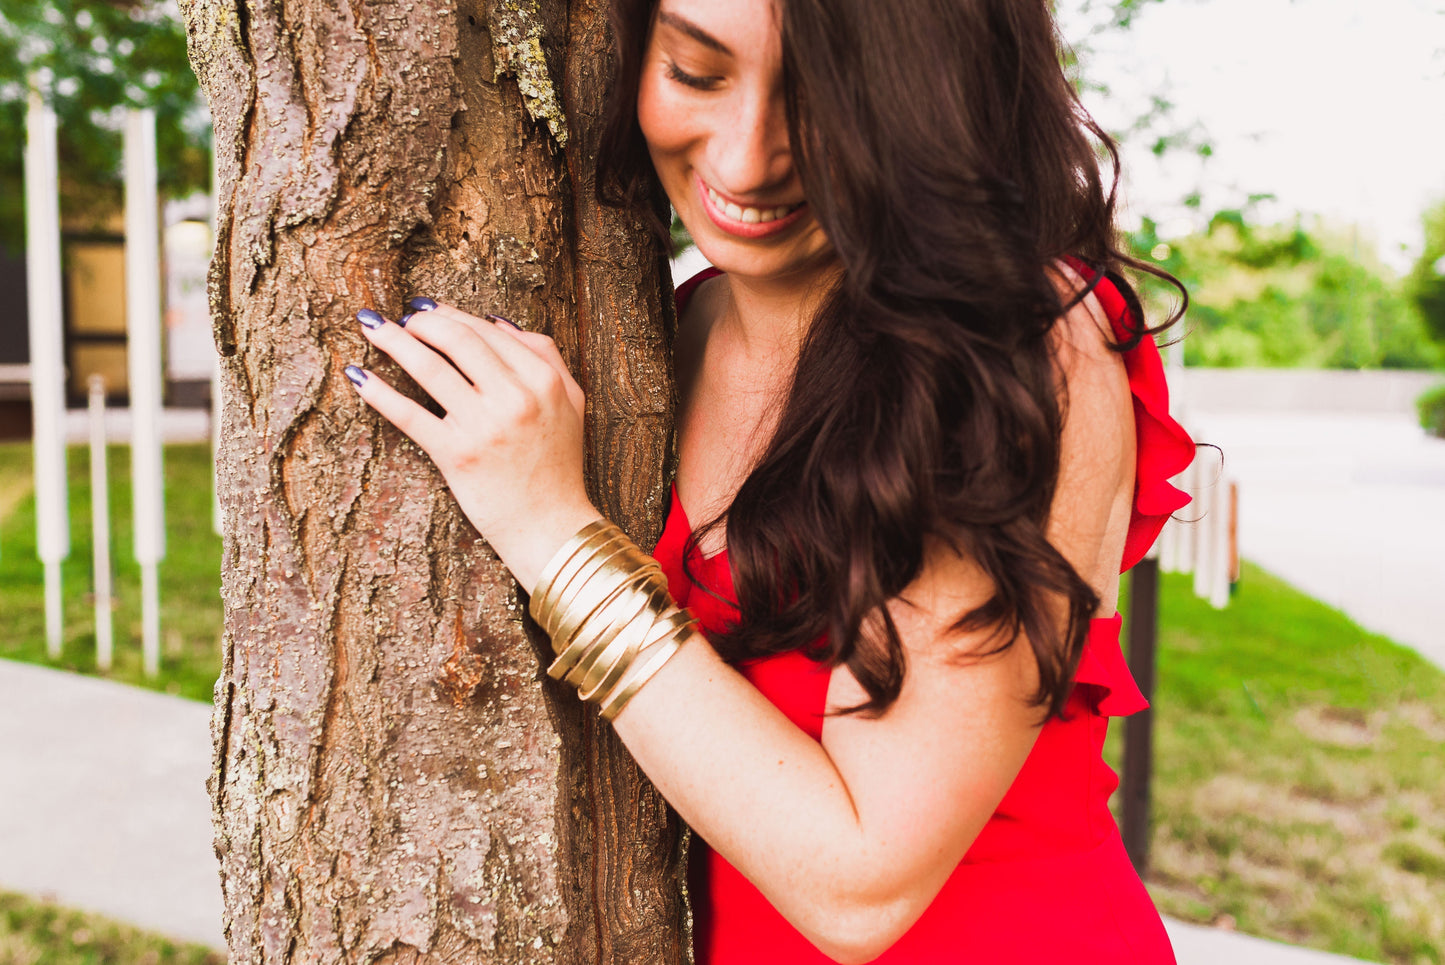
[636,0,835,285]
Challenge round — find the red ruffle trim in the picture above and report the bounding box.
[1072,612,1148,717]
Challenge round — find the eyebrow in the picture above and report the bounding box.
[656,11,733,56]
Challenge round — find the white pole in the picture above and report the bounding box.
[1192,465,1216,604]
[24,85,70,660]
[1209,478,1234,610]
[1157,514,1179,575]
[88,375,114,670]
[1174,453,1199,576]
[125,107,165,678]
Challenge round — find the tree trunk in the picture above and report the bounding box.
[178,1,686,961]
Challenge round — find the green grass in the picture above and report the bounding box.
[1122,563,1445,964]
[1,445,1442,962]
[0,442,223,702]
[0,890,224,965]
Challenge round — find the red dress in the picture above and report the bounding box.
[655,268,1195,964]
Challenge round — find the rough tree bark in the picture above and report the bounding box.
[178,0,686,961]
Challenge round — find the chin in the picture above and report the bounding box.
[687,223,836,286]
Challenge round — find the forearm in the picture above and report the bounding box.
[605,633,931,955]
[517,517,1032,961]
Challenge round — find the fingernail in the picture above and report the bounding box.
[399,312,415,328]
[406,296,438,312]
[344,364,368,387]
[356,308,387,329]
[487,313,521,331]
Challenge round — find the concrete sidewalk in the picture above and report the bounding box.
[0,659,222,947]
[1184,410,1445,670]
[0,657,1380,962]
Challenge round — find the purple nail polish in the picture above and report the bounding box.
[356,308,386,329]
[487,313,522,331]
[406,296,438,312]
[399,312,415,328]
[344,364,367,387]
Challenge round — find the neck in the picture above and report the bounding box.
[715,259,842,368]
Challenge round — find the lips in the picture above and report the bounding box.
[696,174,807,239]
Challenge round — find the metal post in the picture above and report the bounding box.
[1122,556,1160,874]
[125,107,165,678]
[24,85,70,660]
[88,376,113,671]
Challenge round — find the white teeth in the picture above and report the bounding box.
[706,183,798,225]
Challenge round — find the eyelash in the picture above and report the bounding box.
[665,61,720,91]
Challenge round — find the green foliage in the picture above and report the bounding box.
[1129,214,1443,370]
[0,888,224,965]
[0,0,208,254]
[1417,382,1445,439]
[1405,198,1445,346]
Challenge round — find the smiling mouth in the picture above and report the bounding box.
[703,184,804,224]
[696,175,808,238]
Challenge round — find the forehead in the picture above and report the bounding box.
[654,0,783,60]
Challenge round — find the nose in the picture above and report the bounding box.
[707,82,794,199]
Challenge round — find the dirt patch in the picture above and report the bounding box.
[1391,702,1445,742]
[1293,706,1380,748]
[0,475,33,527]
[1193,773,1376,836]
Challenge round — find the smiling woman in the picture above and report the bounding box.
[350,0,1193,962]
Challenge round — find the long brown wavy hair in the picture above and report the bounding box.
[596,0,1186,719]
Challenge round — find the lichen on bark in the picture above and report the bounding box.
[487,0,569,146]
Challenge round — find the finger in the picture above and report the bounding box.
[409,300,581,410]
[491,322,586,414]
[394,307,520,391]
[358,311,479,415]
[344,364,450,456]
[412,302,556,385]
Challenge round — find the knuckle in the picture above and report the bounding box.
[536,367,565,397]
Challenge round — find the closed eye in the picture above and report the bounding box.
[666,60,722,91]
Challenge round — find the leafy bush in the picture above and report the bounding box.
[1418,383,1445,439]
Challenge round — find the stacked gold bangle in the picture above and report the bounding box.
[530,519,698,721]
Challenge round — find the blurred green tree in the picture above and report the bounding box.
[1133,212,1442,370]
[1405,197,1445,347]
[0,0,208,253]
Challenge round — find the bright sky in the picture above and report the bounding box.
[1059,0,1445,271]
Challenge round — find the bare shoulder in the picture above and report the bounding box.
[1044,261,1137,605]
[1045,261,1124,368]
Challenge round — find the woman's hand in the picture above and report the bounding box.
[346,299,602,592]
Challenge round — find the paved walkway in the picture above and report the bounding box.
[1182,403,1445,670]
[0,655,1378,961]
[0,659,221,947]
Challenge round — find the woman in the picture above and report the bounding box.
[344,0,1195,961]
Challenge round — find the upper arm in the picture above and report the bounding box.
[812,270,1137,950]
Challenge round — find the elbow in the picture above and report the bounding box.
[796,898,920,965]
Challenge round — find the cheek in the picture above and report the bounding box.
[636,65,692,168]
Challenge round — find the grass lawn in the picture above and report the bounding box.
[1127,564,1445,964]
[0,442,222,703]
[0,890,223,965]
[0,443,1442,962]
